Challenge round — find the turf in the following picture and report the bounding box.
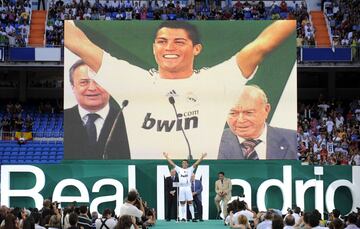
[154,220,226,228]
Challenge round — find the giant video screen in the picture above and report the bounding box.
[64,20,297,160]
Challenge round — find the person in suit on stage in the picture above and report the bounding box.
[215,171,232,219]
[189,173,203,221]
[64,59,130,159]
[218,85,297,160]
[164,169,179,221]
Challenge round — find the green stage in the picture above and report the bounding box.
[155,220,225,228]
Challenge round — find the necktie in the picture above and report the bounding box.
[192,182,195,192]
[85,113,100,144]
[241,139,262,159]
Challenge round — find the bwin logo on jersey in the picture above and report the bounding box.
[141,113,199,132]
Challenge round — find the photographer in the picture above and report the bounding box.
[119,190,144,226]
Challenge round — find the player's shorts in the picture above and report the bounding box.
[179,186,193,202]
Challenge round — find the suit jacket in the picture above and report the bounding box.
[215,178,232,197]
[165,176,179,198]
[217,125,298,160]
[191,179,203,201]
[64,102,130,159]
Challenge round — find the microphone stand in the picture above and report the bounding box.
[102,100,128,159]
[168,97,193,160]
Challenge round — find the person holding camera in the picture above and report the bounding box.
[119,190,144,224]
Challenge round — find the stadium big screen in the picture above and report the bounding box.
[1,20,358,222]
[64,21,297,160]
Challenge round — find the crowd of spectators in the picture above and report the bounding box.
[45,0,309,45]
[297,97,360,165]
[0,0,32,47]
[323,0,360,49]
[225,199,360,229]
[0,100,63,140]
[0,189,155,229]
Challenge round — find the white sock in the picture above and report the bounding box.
[180,204,186,219]
[189,204,195,219]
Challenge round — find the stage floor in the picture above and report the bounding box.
[155,220,225,228]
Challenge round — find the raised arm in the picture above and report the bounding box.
[192,153,207,169]
[163,152,177,168]
[236,20,296,78]
[64,20,104,72]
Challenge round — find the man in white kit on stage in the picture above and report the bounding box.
[163,152,207,222]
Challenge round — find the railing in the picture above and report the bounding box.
[0,131,63,141]
[297,46,360,63]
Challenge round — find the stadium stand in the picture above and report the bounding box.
[0,101,63,164]
[298,97,360,165]
[0,0,359,165]
[0,0,32,47]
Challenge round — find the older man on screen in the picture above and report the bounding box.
[218,85,297,160]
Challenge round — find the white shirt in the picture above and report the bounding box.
[35,224,46,229]
[233,210,254,224]
[345,224,360,229]
[175,165,194,187]
[293,213,301,224]
[326,120,334,133]
[95,217,117,229]
[236,124,267,159]
[335,116,344,128]
[79,103,110,141]
[94,52,253,159]
[284,226,294,229]
[119,202,143,219]
[257,219,272,229]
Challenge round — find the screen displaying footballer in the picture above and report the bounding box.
[64,21,297,160]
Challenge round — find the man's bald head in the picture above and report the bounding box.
[227,85,271,139]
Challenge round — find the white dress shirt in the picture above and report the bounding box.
[78,103,110,141]
[236,124,268,159]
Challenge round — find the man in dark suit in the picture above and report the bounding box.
[218,85,297,160]
[164,169,178,221]
[64,60,130,159]
[189,173,203,221]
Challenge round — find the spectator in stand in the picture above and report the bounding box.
[24,115,33,132]
[1,115,11,139]
[298,97,360,165]
[13,114,23,132]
